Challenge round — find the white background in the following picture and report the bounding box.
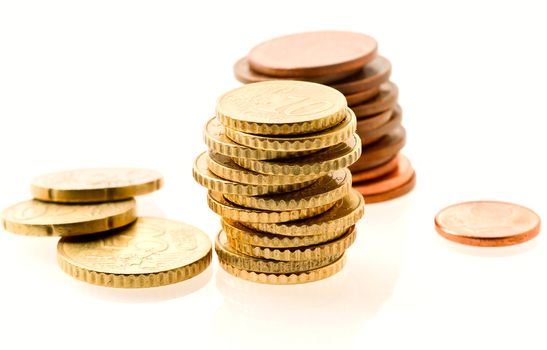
[0,1,546,349]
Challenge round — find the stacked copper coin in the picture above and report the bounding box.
[234,31,415,203]
[192,80,365,284]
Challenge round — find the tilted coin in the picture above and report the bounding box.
[227,225,356,261]
[224,169,351,211]
[346,86,380,107]
[354,155,414,195]
[215,230,342,273]
[349,127,405,172]
[246,188,364,237]
[57,217,212,288]
[360,105,402,146]
[192,152,311,196]
[363,172,416,204]
[219,253,346,285]
[207,191,335,223]
[224,108,356,152]
[355,108,393,134]
[352,82,398,118]
[352,155,400,183]
[1,199,136,237]
[31,168,163,203]
[233,133,362,176]
[206,151,321,186]
[331,56,392,95]
[216,81,347,135]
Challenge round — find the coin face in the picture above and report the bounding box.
[31,168,163,203]
[57,217,212,287]
[434,201,541,246]
[1,199,136,236]
[247,31,377,78]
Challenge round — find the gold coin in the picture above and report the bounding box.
[216,81,347,135]
[207,151,321,186]
[215,230,341,273]
[222,219,340,248]
[219,253,346,284]
[192,152,311,195]
[207,191,334,223]
[31,168,163,203]
[204,117,314,160]
[224,169,351,211]
[57,217,212,288]
[223,108,356,152]
[233,133,361,176]
[1,199,136,237]
[227,225,356,261]
[246,189,364,236]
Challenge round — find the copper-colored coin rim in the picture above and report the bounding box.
[361,172,416,204]
[353,155,413,195]
[351,154,400,183]
[331,56,392,95]
[349,127,406,172]
[345,86,380,107]
[360,105,402,146]
[352,81,398,118]
[355,108,393,133]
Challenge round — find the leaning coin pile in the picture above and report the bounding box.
[234,30,415,203]
[1,169,212,288]
[193,80,365,284]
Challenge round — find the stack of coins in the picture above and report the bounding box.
[1,169,212,288]
[192,80,365,284]
[234,31,415,203]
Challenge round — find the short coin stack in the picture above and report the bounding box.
[1,169,212,288]
[234,30,415,203]
[193,80,365,284]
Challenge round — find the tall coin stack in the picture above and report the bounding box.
[193,80,365,284]
[234,31,415,203]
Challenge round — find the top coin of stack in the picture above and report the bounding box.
[192,80,365,284]
[234,31,415,203]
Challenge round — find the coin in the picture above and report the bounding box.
[355,108,394,133]
[349,127,405,172]
[216,81,347,135]
[215,230,342,273]
[346,86,380,107]
[207,191,335,223]
[234,133,362,176]
[31,168,163,203]
[331,56,391,95]
[434,201,541,247]
[1,199,136,237]
[223,107,356,152]
[352,82,398,118]
[57,217,212,288]
[246,189,364,237]
[363,172,416,204]
[360,105,402,146]
[247,31,377,78]
[227,225,356,261]
[354,155,414,195]
[219,253,346,285]
[224,169,351,211]
[351,155,399,183]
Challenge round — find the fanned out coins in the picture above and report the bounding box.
[193,80,365,284]
[234,30,415,203]
[1,169,212,288]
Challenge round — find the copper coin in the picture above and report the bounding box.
[247,31,377,78]
[355,108,393,133]
[353,155,413,195]
[233,57,356,85]
[345,86,380,107]
[331,56,391,95]
[349,126,406,172]
[363,172,416,204]
[360,105,402,146]
[353,82,398,118]
[435,201,541,247]
[351,154,400,183]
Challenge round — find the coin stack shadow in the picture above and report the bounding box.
[234,31,416,203]
[192,80,365,284]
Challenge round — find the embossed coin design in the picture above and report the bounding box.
[31,168,163,203]
[1,199,136,236]
[57,217,212,288]
[434,201,541,247]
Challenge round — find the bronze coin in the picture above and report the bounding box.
[360,105,402,146]
[353,155,414,195]
[345,86,380,107]
[352,82,398,118]
[247,31,377,78]
[355,108,393,133]
[351,155,400,183]
[363,172,416,204]
[435,201,541,247]
[331,56,391,95]
[233,57,356,85]
[349,126,406,172]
